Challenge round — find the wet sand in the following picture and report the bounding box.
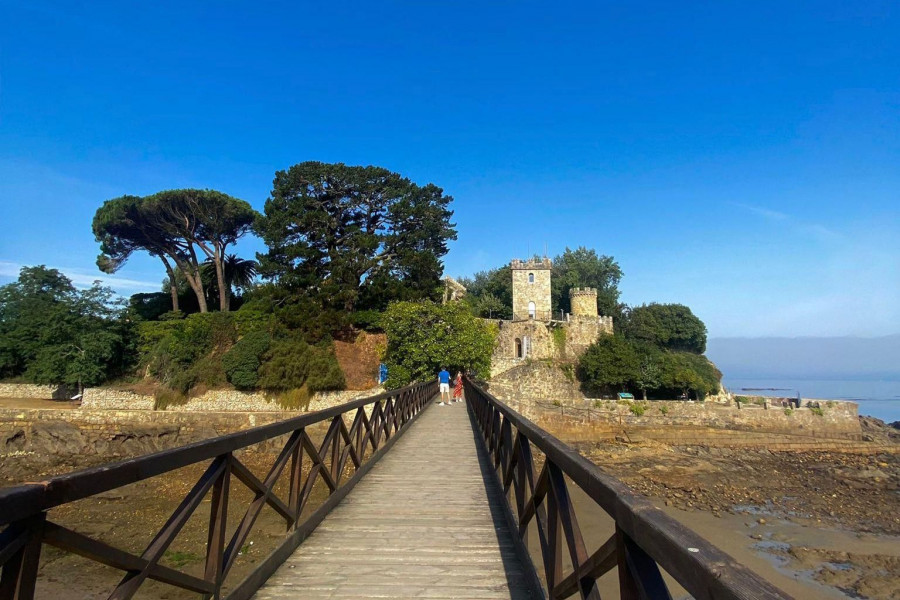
[562,440,900,599]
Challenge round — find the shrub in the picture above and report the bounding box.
[257,336,345,392]
[222,331,271,390]
[659,405,669,415]
[784,408,793,416]
[349,310,383,332]
[306,346,346,391]
[276,386,311,410]
[630,403,646,416]
[810,406,824,417]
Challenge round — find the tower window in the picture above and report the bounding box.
[528,273,534,283]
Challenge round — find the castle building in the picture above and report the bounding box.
[490,258,613,376]
[511,258,552,321]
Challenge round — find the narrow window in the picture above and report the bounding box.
[528,301,536,319]
[528,273,535,283]
[515,338,523,358]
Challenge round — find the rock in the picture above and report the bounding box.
[757,518,767,525]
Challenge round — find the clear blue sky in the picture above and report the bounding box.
[1,1,898,338]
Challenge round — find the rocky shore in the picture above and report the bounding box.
[579,417,900,599]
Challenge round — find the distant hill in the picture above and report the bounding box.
[706,335,900,380]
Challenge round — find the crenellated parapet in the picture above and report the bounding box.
[510,258,552,271]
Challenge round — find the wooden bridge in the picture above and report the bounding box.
[0,379,792,600]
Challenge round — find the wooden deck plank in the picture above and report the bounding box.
[252,400,538,599]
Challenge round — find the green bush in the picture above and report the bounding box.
[349,310,383,331]
[141,313,238,393]
[810,406,824,417]
[630,403,646,416]
[306,346,346,391]
[222,330,271,390]
[784,408,793,416]
[276,387,311,410]
[659,405,669,415]
[256,336,345,392]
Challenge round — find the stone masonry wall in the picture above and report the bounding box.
[487,361,583,402]
[499,396,862,441]
[493,320,556,361]
[1,383,383,413]
[0,383,77,400]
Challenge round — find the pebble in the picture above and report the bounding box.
[757,518,767,525]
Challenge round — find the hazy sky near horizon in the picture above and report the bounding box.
[1,1,898,338]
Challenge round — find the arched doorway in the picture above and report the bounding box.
[515,338,523,358]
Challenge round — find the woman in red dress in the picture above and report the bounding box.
[453,371,464,402]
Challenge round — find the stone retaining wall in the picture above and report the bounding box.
[0,384,386,412]
[0,383,76,400]
[500,396,862,441]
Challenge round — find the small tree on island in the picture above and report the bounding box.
[380,301,495,388]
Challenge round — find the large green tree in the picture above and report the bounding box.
[93,190,257,312]
[551,247,623,318]
[0,266,133,391]
[381,301,496,388]
[623,303,708,354]
[458,265,513,319]
[576,335,640,396]
[256,162,457,312]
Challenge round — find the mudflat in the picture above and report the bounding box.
[576,429,900,600]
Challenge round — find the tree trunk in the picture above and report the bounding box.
[214,246,229,311]
[642,389,647,401]
[182,247,208,312]
[175,255,208,313]
[160,257,180,312]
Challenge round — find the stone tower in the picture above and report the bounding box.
[511,258,552,321]
[569,287,598,318]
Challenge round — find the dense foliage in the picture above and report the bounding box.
[551,247,623,318]
[381,301,496,388]
[0,266,134,391]
[256,162,457,314]
[622,303,708,354]
[578,337,720,400]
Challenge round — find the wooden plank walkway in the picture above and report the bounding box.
[252,398,538,599]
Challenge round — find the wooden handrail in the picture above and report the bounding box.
[464,376,793,600]
[0,381,437,600]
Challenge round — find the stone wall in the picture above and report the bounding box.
[81,388,155,410]
[78,386,384,412]
[500,396,863,441]
[493,320,556,361]
[0,383,76,400]
[487,361,583,402]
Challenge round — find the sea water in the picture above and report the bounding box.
[722,378,900,423]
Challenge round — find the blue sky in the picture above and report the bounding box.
[1,1,898,338]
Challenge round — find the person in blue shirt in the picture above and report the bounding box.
[437,367,451,405]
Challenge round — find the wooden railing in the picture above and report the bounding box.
[0,381,436,600]
[464,377,793,600]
